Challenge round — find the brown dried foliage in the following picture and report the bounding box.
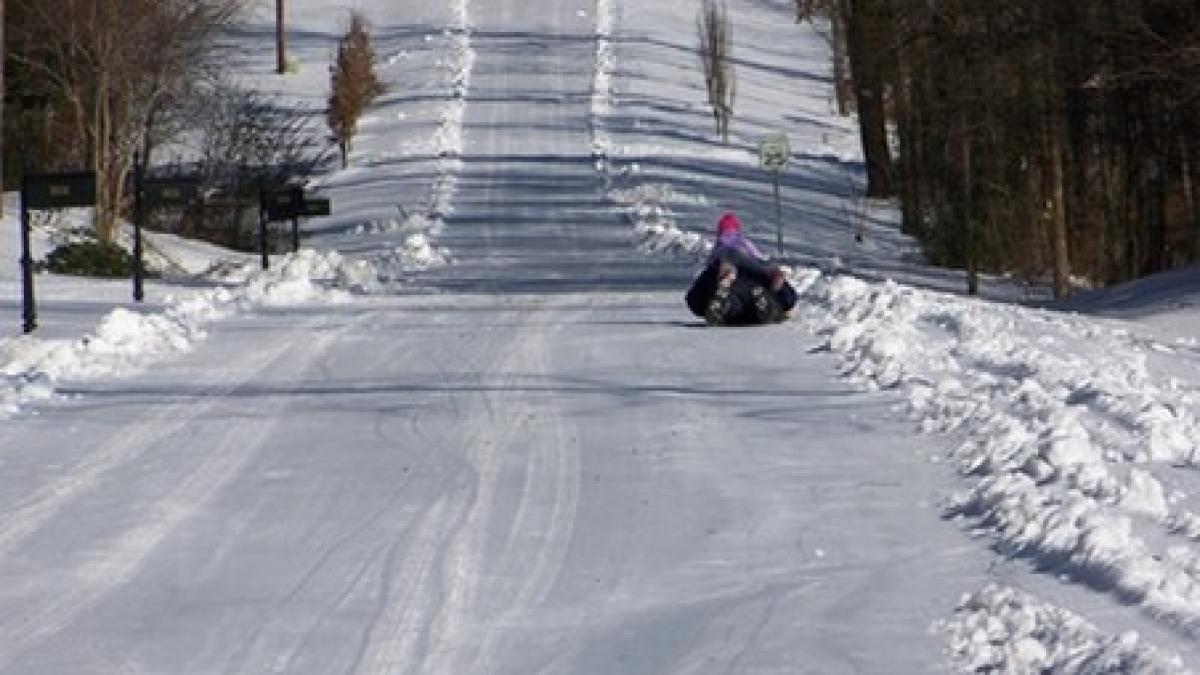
[327,12,386,168]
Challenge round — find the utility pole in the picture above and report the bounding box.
[276,0,286,74]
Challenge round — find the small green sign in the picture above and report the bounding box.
[758,133,791,172]
[24,172,97,209]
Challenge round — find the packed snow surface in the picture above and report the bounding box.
[2,0,1200,672]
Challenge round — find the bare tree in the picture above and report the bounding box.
[195,84,332,189]
[8,0,244,244]
[327,11,385,168]
[698,0,736,142]
[187,82,333,247]
[795,0,852,115]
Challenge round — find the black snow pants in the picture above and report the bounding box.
[684,250,798,325]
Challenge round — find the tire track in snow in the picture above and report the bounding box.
[0,330,300,560]
[349,297,582,674]
[468,1,589,654]
[347,300,542,673]
[415,301,562,673]
[224,304,509,675]
[349,497,457,674]
[474,295,585,668]
[363,342,489,674]
[0,314,361,669]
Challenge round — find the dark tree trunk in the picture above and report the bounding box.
[896,71,921,236]
[846,0,892,197]
[960,129,978,295]
[1141,152,1167,276]
[831,0,852,116]
[1184,140,1200,261]
[1045,112,1071,297]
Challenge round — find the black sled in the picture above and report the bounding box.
[685,251,798,327]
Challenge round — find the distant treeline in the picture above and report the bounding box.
[797,1,1200,295]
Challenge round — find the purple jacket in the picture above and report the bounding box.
[709,231,767,264]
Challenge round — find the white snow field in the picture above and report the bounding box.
[2,0,1200,672]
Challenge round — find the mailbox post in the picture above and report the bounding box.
[758,133,790,260]
[18,183,34,334]
[19,171,96,333]
[258,191,271,270]
[260,186,331,266]
[132,152,145,302]
[133,156,199,302]
[261,187,298,269]
[289,187,302,253]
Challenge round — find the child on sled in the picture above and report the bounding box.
[684,211,798,326]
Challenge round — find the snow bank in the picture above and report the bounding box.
[364,0,472,265]
[0,249,379,417]
[390,232,451,270]
[353,209,443,237]
[590,0,616,169]
[430,0,475,218]
[788,268,1200,644]
[344,0,473,258]
[366,233,453,286]
[942,584,1186,673]
[609,182,711,260]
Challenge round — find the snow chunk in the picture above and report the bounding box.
[1121,469,1169,519]
[943,585,1185,674]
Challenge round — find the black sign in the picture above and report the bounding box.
[300,197,331,217]
[262,188,331,221]
[143,178,200,208]
[23,172,96,209]
[262,188,302,222]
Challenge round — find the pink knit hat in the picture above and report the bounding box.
[716,211,742,236]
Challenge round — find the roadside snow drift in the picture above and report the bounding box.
[0,250,377,417]
[943,584,1185,672]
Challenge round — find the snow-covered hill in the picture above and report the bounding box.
[2,0,1200,672]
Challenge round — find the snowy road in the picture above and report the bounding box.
[0,293,988,674]
[0,0,996,673]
